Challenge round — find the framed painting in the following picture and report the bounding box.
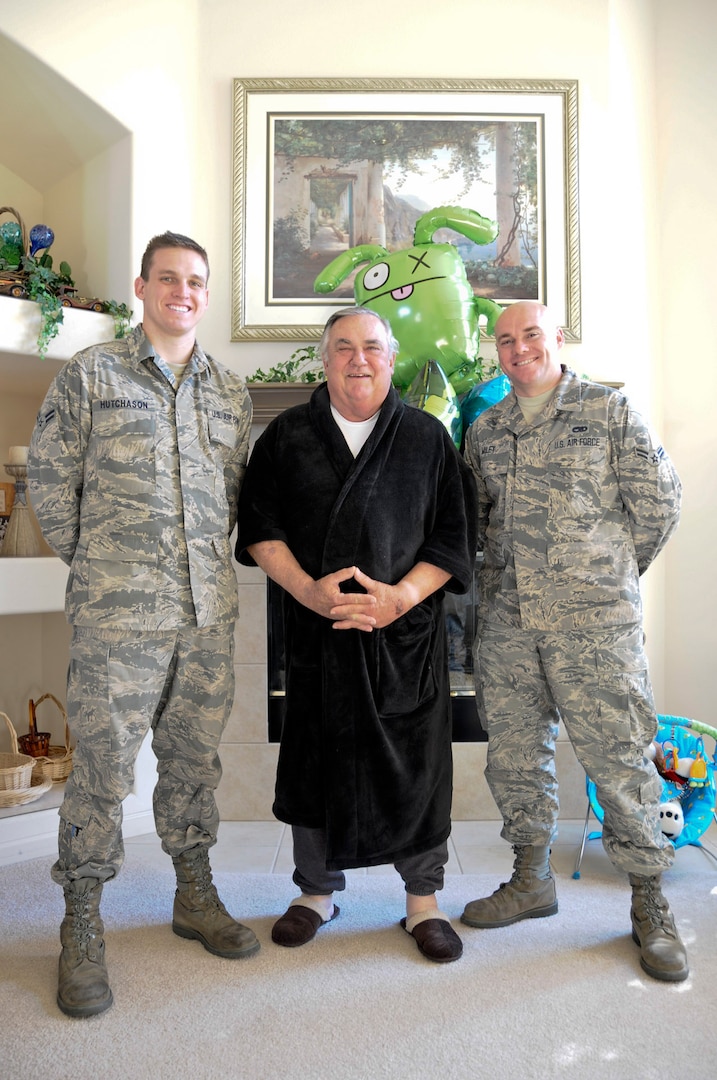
[231,78,580,342]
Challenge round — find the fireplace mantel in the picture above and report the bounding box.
[247,383,318,423]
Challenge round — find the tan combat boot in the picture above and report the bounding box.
[57,878,113,1018]
[461,844,558,928]
[172,845,260,958]
[629,873,689,982]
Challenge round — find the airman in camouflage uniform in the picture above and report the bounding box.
[28,233,258,1019]
[461,301,688,982]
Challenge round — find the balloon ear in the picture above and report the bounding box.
[414,205,498,247]
[314,244,389,293]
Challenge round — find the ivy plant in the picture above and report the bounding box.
[248,344,324,383]
[105,300,133,340]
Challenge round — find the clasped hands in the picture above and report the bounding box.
[302,566,409,631]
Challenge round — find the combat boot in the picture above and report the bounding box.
[629,873,689,982]
[461,844,558,928]
[172,845,260,959]
[57,878,113,1018]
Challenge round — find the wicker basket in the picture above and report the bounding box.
[34,693,73,783]
[0,711,35,792]
[0,771,53,808]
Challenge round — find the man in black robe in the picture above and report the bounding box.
[236,307,477,963]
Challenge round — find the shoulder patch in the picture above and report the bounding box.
[636,446,666,465]
[36,407,56,430]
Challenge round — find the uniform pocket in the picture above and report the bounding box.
[86,538,159,612]
[548,541,633,602]
[596,667,658,752]
[548,458,604,535]
[89,408,156,495]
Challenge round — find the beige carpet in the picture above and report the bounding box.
[1,851,715,1080]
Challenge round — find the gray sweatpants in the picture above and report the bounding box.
[52,624,235,887]
[291,825,449,896]
[476,622,674,877]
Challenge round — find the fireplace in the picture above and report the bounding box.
[266,556,487,743]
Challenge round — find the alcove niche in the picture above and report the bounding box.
[0,32,147,854]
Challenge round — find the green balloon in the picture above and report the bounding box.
[313,205,503,394]
[403,360,462,449]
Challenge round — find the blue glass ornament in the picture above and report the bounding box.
[29,224,54,258]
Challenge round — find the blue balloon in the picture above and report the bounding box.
[459,374,511,429]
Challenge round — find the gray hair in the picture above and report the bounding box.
[319,306,399,361]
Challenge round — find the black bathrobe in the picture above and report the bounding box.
[236,383,477,870]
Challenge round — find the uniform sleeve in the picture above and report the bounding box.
[27,360,89,566]
[222,384,253,538]
[463,422,489,553]
[611,401,682,574]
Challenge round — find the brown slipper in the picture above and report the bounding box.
[400,913,463,963]
[272,903,340,947]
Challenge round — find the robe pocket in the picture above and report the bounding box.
[375,602,437,716]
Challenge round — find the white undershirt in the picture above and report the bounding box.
[330,404,380,457]
[516,387,556,422]
[165,359,190,384]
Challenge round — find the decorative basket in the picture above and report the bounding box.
[0,710,36,792]
[33,693,73,783]
[0,771,52,808]
[17,697,51,758]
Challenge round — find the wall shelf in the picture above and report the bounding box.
[0,557,67,615]
[0,295,116,393]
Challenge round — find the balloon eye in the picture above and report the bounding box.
[363,262,389,290]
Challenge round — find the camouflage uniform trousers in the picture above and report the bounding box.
[51,623,235,887]
[476,622,674,877]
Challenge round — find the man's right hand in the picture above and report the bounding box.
[302,566,377,631]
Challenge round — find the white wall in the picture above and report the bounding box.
[1,0,714,718]
[654,0,717,719]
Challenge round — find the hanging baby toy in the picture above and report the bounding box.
[313,205,504,396]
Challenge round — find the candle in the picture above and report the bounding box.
[8,446,29,465]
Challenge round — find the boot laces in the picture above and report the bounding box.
[639,881,673,935]
[66,895,101,952]
[186,859,230,916]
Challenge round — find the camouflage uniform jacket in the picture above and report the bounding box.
[28,325,252,630]
[464,366,681,631]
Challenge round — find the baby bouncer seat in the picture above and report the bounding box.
[573,715,717,878]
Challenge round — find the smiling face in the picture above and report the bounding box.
[494,301,564,397]
[322,311,396,422]
[134,246,209,348]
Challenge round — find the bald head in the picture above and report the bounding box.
[494,301,564,398]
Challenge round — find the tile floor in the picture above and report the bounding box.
[123,818,648,883]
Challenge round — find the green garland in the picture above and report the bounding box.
[248,344,323,383]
